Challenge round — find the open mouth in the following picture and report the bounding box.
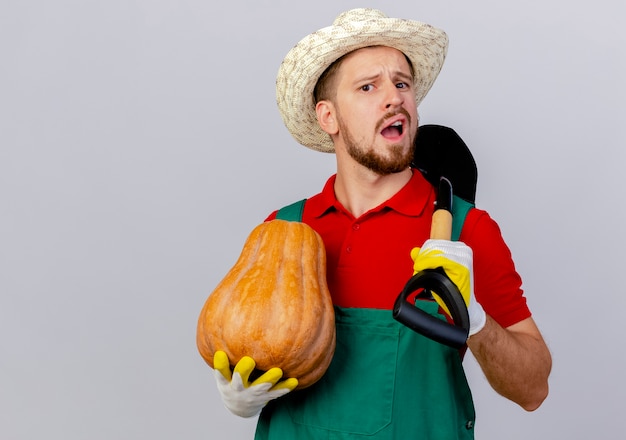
[381,120,404,139]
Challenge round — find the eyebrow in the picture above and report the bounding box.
[352,70,413,87]
[395,71,413,83]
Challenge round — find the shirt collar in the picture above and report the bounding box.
[307,169,434,219]
[384,169,433,216]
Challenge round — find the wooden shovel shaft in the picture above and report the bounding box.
[430,209,453,240]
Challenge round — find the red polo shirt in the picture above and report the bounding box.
[267,170,530,329]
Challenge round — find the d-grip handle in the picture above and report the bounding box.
[393,268,470,349]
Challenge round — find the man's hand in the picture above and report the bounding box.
[411,239,486,336]
[213,351,298,418]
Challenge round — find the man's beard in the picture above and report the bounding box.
[338,113,415,176]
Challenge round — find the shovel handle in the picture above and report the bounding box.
[430,209,453,240]
[393,206,470,348]
[393,269,469,348]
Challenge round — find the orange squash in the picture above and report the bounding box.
[196,219,336,389]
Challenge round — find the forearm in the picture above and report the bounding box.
[467,315,552,411]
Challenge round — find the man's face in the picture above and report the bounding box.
[331,46,418,175]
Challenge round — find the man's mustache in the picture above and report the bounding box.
[375,108,412,133]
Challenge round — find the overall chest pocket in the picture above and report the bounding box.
[287,308,399,436]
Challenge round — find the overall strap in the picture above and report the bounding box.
[275,199,306,222]
[451,195,475,241]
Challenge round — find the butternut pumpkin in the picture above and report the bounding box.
[196,219,336,389]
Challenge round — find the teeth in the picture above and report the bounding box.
[391,121,402,127]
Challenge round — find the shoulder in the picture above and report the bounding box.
[265,175,337,222]
[461,207,515,268]
[460,208,505,243]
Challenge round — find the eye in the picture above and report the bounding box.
[396,82,410,89]
[360,84,374,92]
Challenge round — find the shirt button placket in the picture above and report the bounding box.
[346,222,359,253]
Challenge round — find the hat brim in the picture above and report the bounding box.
[276,9,449,153]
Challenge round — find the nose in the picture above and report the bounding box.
[384,83,404,109]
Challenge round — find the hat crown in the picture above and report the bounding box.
[333,8,387,27]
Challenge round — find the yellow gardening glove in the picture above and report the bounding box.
[411,239,486,336]
[213,350,298,417]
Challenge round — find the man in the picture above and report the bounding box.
[210,8,551,439]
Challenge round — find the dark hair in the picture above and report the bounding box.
[313,53,348,104]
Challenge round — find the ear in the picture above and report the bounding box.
[315,100,338,135]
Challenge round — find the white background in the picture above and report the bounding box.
[2,1,625,439]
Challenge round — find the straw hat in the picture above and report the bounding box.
[276,8,449,153]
